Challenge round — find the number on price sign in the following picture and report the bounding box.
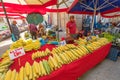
[9,47,25,60]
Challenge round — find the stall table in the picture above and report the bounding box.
[10,43,111,80]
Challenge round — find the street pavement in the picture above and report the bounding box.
[0,38,12,56]
[79,58,120,80]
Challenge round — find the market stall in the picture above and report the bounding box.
[0,36,112,80]
[9,43,111,80]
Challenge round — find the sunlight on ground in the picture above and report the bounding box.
[0,39,12,47]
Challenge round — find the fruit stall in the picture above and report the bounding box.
[0,36,112,80]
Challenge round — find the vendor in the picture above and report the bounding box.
[66,15,78,39]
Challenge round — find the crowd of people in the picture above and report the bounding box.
[10,16,120,41]
[11,20,45,41]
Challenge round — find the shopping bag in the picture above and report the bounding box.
[11,33,16,42]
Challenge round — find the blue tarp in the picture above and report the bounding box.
[68,0,120,14]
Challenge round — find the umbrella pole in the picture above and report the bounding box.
[56,6,59,41]
[1,0,12,33]
[91,8,96,34]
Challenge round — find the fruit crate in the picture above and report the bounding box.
[107,45,120,61]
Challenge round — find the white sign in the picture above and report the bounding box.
[59,40,66,46]
[9,47,25,60]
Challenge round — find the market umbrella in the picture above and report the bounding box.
[26,13,43,25]
[68,0,120,33]
[101,8,120,18]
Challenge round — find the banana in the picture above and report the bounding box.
[19,67,24,80]
[65,51,74,61]
[0,72,6,80]
[59,54,67,64]
[11,69,16,80]
[29,65,33,80]
[25,62,31,77]
[42,60,51,74]
[39,61,47,76]
[15,72,19,80]
[48,58,54,71]
[70,49,80,58]
[63,53,71,63]
[5,69,12,80]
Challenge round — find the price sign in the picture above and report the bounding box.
[59,40,66,46]
[9,47,25,60]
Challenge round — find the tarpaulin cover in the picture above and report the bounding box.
[10,43,111,80]
[68,0,120,17]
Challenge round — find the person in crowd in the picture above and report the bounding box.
[38,24,45,37]
[83,16,91,36]
[11,20,20,41]
[21,19,27,27]
[29,24,38,40]
[96,20,102,31]
[66,15,78,39]
[117,21,120,28]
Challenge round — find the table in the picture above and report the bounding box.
[10,43,111,80]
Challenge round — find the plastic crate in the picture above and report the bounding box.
[108,46,120,61]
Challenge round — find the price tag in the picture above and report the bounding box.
[59,40,66,46]
[9,47,25,60]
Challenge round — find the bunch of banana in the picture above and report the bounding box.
[97,38,109,45]
[91,36,98,41]
[32,40,41,50]
[52,44,76,54]
[78,45,89,54]
[76,38,87,45]
[86,45,95,51]
[24,40,41,51]
[4,69,17,80]
[25,39,33,45]
[10,39,25,50]
[48,56,61,70]
[0,57,13,80]
[5,60,50,80]
[24,44,33,51]
[32,48,51,60]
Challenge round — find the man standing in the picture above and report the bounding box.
[11,20,20,41]
[29,24,38,40]
[83,16,91,36]
[66,15,78,39]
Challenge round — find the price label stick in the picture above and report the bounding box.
[18,58,21,66]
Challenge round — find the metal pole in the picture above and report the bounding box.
[57,5,59,41]
[91,8,96,33]
[1,0,12,33]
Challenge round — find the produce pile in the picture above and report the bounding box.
[99,32,120,47]
[32,48,51,60]
[0,39,41,80]
[10,39,41,51]
[0,36,110,80]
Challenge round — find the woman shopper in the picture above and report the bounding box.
[11,20,20,41]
